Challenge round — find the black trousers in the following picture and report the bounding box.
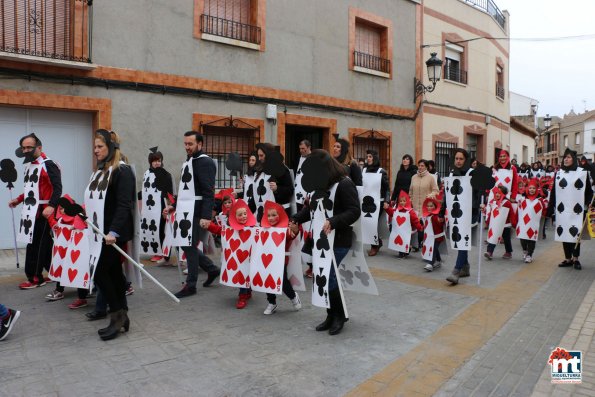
[94,243,128,312]
[562,242,580,259]
[266,266,296,304]
[55,282,88,299]
[25,215,53,282]
[520,239,536,256]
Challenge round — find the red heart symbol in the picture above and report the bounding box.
[260,231,270,244]
[74,231,84,245]
[394,235,403,245]
[238,229,251,243]
[405,244,409,251]
[163,246,169,256]
[221,269,229,282]
[54,265,62,278]
[236,249,250,263]
[55,228,62,239]
[261,253,273,268]
[252,272,263,287]
[396,216,406,226]
[83,272,89,287]
[493,208,500,218]
[225,228,234,240]
[227,257,238,271]
[229,238,240,252]
[224,248,232,261]
[53,246,59,257]
[58,246,67,259]
[63,228,72,242]
[271,231,285,247]
[70,250,81,264]
[49,264,55,277]
[232,270,245,286]
[264,274,276,289]
[429,246,433,253]
[422,245,426,255]
[68,268,78,282]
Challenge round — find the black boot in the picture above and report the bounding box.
[329,289,347,336]
[86,310,107,321]
[315,309,333,331]
[99,309,129,340]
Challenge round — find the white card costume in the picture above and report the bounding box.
[172,156,205,247]
[421,216,444,261]
[244,174,256,209]
[486,205,510,245]
[140,170,162,255]
[338,215,378,295]
[311,198,335,309]
[444,170,473,251]
[252,172,275,221]
[17,160,48,243]
[516,198,543,241]
[287,235,306,291]
[219,226,253,288]
[294,156,307,205]
[489,168,514,201]
[554,169,587,243]
[388,210,412,253]
[360,169,382,245]
[249,227,287,294]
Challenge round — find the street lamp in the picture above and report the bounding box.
[536,114,552,163]
[414,52,443,101]
[544,114,552,130]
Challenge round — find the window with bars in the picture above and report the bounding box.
[434,141,457,178]
[496,64,505,99]
[351,131,390,176]
[200,0,260,45]
[0,0,92,63]
[444,42,467,84]
[200,117,261,189]
[354,19,390,74]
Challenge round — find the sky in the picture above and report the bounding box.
[494,0,595,118]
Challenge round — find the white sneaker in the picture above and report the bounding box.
[424,263,434,272]
[524,255,533,263]
[182,268,188,275]
[264,303,277,315]
[522,251,527,260]
[291,294,302,310]
[433,261,442,270]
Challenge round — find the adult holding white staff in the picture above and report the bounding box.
[85,130,135,341]
[9,133,62,289]
[164,131,220,298]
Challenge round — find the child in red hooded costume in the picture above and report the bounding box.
[421,196,445,272]
[516,178,546,263]
[483,185,517,260]
[384,191,423,258]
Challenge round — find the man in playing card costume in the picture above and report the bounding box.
[441,148,480,285]
[294,140,311,212]
[385,191,423,258]
[362,149,389,256]
[46,195,91,309]
[140,147,174,265]
[165,131,220,298]
[9,133,62,289]
[291,149,360,336]
[483,185,517,260]
[421,197,445,271]
[516,178,546,263]
[85,130,136,341]
[547,148,594,270]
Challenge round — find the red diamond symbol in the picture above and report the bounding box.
[523,214,531,225]
[504,177,511,184]
[526,228,535,239]
[521,200,528,210]
[534,203,542,213]
[488,229,493,238]
[493,208,500,217]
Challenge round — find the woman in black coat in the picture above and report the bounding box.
[255,143,294,219]
[391,154,417,202]
[291,149,360,335]
[332,138,362,186]
[89,130,135,341]
[363,149,389,256]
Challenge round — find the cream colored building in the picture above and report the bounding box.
[417,0,510,175]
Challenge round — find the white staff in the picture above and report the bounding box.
[85,218,180,304]
[8,188,20,269]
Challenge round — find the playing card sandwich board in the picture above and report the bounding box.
[516,178,546,263]
[140,169,162,257]
[360,166,383,246]
[386,191,422,256]
[421,196,447,271]
[484,186,515,257]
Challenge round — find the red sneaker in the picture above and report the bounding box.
[19,281,38,290]
[304,268,313,278]
[150,255,162,262]
[236,294,249,309]
[68,299,88,309]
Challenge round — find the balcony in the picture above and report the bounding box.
[0,0,93,68]
[496,84,505,99]
[459,0,506,29]
[200,14,261,47]
[353,51,390,77]
[444,64,467,84]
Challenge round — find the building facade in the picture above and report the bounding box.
[418,0,510,176]
[0,0,420,248]
[559,110,595,161]
[536,115,561,167]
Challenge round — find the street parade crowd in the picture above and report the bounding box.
[1,129,594,342]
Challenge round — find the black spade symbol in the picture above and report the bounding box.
[181,165,192,190]
[574,178,584,190]
[559,178,568,189]
[557,202,565,213]
[144,176,151,191]
[451,226,461,248]
[361,196,377,217]
[315,268,327,297]
[569,226,579,237]
[557,225,564,236]
[574,203,583,214]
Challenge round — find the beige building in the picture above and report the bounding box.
[417,0,510,176]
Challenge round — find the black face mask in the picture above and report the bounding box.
[15,147,37,164]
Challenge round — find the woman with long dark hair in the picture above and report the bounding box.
[253,143,294,221]
[363,149,389,256]
[332,138,362,186]
[391,154,417,202]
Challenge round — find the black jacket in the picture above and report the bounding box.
[364,166,389,201]
[293,177,360,248]
[346,161,363,186]
[185,150,216,220]
[271,166,294,206]
[391,166,417,202]
[104,165,136,242]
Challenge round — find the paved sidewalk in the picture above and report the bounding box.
[0,236,593,396]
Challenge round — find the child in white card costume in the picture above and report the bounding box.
[421,196,446,272]
[259,201,302,315]
[385,191,423,258]
[516,178,545,263]
[483,185,517,260]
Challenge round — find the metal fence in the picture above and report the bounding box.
[354,51,390,74]
[200,14,260,45]
[0,0,92,63]
[435,141,457,178]
[352,130,390,176]
[444,64,467,84]
[496,84,505,99]
[459,0,505,29]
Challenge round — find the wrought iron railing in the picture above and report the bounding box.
[459,0,505,29]
[0,0,92,63]
[200,14,260,45]
[496,84,505,99]
[444,64,467,84]
[354,51,390,74]
[435,141,457,178]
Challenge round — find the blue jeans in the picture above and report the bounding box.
[455,250,468,270]
[0,304,7,318]
[329,247,350,291]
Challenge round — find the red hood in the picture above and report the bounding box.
[497,150,510,169]
[525,178,540,200]
[260,200,288,228]
[422,196,441,217]
[397,191,413,211]
[228,199,256,230]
